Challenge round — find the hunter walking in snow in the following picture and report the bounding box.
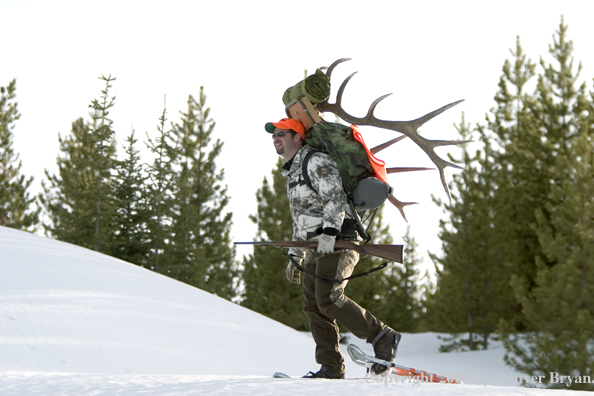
[265,117,402,379]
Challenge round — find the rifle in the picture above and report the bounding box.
[234,241,403,263]
[235,241,403,283]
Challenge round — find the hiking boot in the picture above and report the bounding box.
[302,365,345,379]
[370,327,402,375]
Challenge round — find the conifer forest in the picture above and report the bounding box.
[1,20,592,390]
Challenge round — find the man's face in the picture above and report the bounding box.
[272,127,302,160]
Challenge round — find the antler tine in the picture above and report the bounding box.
[367,94,392,118]
[370,135,406,155]
[324,58,352,80]
[334,72,358,107]
[430,138,473,148]
[386,167,433,174]
[438,167,452,200]
[388,195,417,223]
[413,99,465,127]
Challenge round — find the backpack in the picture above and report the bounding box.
[288,100,393,241]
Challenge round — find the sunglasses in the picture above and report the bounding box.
[271,130,291,139]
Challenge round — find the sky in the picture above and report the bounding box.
[2,225,587,395]
[3,0,594,277]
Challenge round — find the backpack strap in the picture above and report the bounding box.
[301,148,324,195]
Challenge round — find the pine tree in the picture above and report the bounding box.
[0,79,39,230]
[502,129,594,390]
[491,21,587,329]
[487,37,544,315]
[386,226,423,332]
[41,75,118,251]
[166,88,236,300]
[112,129,150,265]
[417,269,436,333]
[500,27,594,391]
[144,104,177,273]
[240,158,308,330]
[427,113,514,350]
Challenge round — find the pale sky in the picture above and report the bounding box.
[3,0,594,278]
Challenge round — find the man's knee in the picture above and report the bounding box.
[317,298,336,317]
[303,297,320,317]
[316,286,348,316]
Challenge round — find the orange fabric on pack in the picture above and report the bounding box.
[350,125,389,184]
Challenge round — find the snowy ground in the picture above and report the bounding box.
[0,226,588,395]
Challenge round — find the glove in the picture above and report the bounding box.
[286,256,302,284]
[311,233,336,254]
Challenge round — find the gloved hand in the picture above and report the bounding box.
[311,233,336,254]
[286,256,302,284]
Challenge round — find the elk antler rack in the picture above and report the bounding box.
[317,58,468,213]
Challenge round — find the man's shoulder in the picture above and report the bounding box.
[302,145,336,168]
[287,145,337,176]
[292,145,326,167]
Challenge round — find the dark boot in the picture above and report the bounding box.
[370,327,402,375]
[302,365,345,379]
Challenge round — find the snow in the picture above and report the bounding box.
[0,226,588,395]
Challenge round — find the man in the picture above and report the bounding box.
[264,117,402,379]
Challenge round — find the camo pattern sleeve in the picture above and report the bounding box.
[282,145,349,258]
[305,152,346,231]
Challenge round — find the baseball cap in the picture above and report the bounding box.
[264,118,305,139]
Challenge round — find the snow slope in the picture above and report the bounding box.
[0,226,588,395]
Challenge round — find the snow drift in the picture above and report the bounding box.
[0,226,314,375]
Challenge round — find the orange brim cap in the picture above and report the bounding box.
[264,118,305,139]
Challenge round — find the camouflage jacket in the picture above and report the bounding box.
[282,144,357,259]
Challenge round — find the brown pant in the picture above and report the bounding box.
[302,249,385,375]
